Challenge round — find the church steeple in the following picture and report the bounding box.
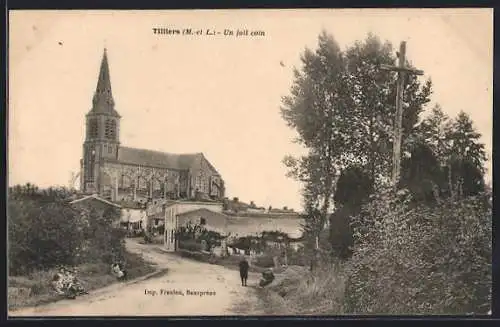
[91,48,119,117]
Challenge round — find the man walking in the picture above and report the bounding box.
[239,256,249,286]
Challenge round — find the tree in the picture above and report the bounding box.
[8,188,85,274]
[334,166,374,208]
[281,32,433,266]
[412,109,487,198]
[344,34,433,182]
[448,112,487,168]
[412,104,453,163]
[329,166,373,261]
[281,32,348,262]
[400,142,444,203]
[446,112,487,193]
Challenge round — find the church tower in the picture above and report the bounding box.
[80,48,121,194]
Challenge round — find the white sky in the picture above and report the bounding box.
[8,9,493,211]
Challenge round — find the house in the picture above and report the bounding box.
[146,199,224,251]
[288,235,305,251]
[69,194,122,227]
[120,207,147,234]
[177,208,229,234]
[247,207,266,214]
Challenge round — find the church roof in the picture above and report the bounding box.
[117,146,202,170]
[89,48,120,117]
[70,194,122,208]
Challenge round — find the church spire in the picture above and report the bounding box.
[91,48,119,116]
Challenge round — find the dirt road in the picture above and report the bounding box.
[10,241,265,316]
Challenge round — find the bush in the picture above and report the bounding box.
[8,198,85,275]
[8,185,126,275]
[254,255,276,268]
[286,247,308,266]
[329,205,355,261]
[344,190,492,314]
[178,240,204,252]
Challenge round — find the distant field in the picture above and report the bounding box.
[225,216,305,238]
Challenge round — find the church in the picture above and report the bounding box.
[80,49,225,204]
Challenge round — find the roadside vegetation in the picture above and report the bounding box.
[265,31,492,315]
[8,184,156,310]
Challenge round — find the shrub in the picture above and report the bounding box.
[8,185,127,275]
[254,255,276,268]
[8,198,85,274]
[329,205,355,261]
[179,240,204,252]
[344,189,492,314]
[286,246,308,266]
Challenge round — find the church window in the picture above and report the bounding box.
[88,119,98,138]
[138,176,147,190]
[86,148,95,179]
[108,145,113,154]
[122,175,131,188]
[105,119,116,140]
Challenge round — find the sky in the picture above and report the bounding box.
[9,9,493,211]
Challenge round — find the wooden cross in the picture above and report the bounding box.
[380,41,424,188]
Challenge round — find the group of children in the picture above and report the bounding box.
[50,262,127,299]
[51,267,88,299]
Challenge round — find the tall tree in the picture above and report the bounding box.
[408,108,487,198]
[411,104,453,163]
[281,32,433,258]
[281,31,350,256]
[448,111,487,172]
[400,141,444,203]
[345,34,433,183]
[446,111,487,197]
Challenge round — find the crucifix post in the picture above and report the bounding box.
[380,41,424,188]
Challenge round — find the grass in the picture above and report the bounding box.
[8,250,157,310]
[257,264,346,315]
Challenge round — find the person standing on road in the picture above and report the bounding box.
[239,256,249,286]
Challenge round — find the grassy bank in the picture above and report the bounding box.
[8,250,156,310]
[257,264,345,315]
[174,248,330,315]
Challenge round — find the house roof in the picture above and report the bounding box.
[116,146,202,170]
[177,207,230,219]
[225,216,304,239]
[69,194,122,208]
